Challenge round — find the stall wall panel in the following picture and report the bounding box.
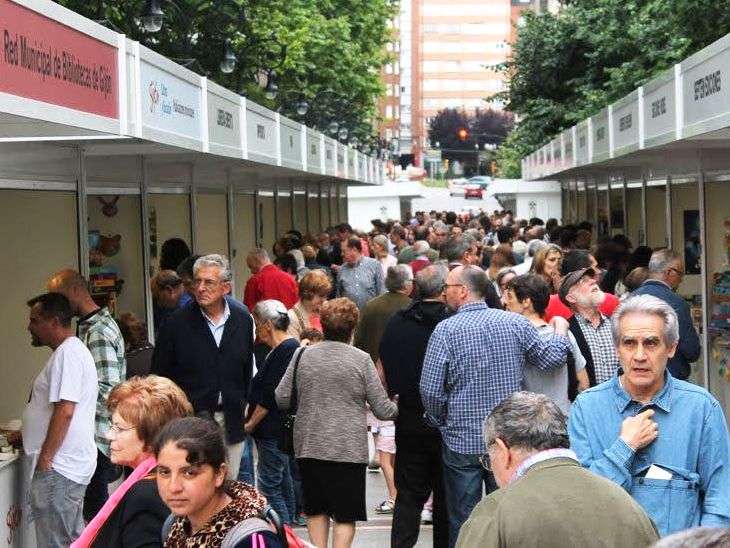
[259,195,276,252]
[148,194,191,272]
[0,190,78,421]
[705,181,730,421]
[196,194,228,256]
[308,195,322,232]
[88,195,145,318]
[279,193,293,233]
[577,190,586,224]
[645,186,668,249]
[280,121,303,170]
[330,190,338,225]
[233,195,256,297]
[340,195,348,224]
[293,194,307,233]
[626,187,644,247]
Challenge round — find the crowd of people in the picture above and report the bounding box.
[12,206,730,548]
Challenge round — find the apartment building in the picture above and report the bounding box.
[377,0,544,167]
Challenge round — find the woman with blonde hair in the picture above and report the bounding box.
[372,234,397,277]
[288,269,332,340]
[530,243,564,294]
[72,375,193,548]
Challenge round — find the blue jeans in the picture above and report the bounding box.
[441,445,497,548]
[237,435,256,486]
[255,437,296,524]
[30,468,86,548]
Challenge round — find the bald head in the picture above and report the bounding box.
[47,269,92,316]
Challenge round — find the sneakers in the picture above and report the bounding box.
[421,508,433,524]
[367,463,381,473]
[375,499,395,514]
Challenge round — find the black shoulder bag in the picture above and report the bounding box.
[278,347,305,456]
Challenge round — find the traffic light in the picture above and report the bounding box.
[457,127,468,141]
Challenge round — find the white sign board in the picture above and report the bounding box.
[612,90,639,156]
[246,102,277,164]
[140,55,203,148]
[643,70,676,148]
[575,122,589,166]
[207,81,242,158]
[280,116,303,169]
[591,108,609,163]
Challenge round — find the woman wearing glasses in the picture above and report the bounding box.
[72,375,193,548]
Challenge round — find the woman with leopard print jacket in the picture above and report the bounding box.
[155,417,283,548]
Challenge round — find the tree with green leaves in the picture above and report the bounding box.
[57,0,396,145]
[496,0,730,178]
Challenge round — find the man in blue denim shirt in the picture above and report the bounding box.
[569,294,730,536]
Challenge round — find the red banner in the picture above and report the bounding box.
[0,0,118,119]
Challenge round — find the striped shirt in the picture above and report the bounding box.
[77,307,126,456]
[421,302,570,454]
[574,313,620,384]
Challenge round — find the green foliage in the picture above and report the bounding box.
[497,0,730,177]
[56,0,396,141]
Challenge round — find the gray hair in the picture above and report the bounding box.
[457,265,489,299]
[193,254,232,283]
[415,264,448,299]
[611,294,679,347]
[247,247,270,263]
[433,221,448,233]
[252,299,290,331]
[647,249,682,274]
[527,238,548,258]
[444,237,472,263]
[385,264,413,292]
[373,234,389,250]
[652,527,730,548]
[413,240,431,255]
[484,391,569,452]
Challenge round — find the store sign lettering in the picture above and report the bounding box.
[0,0,118,118]
[257,124,265,140]
[579,135,586,148]
[651,97,667,118]
[148,80,195,119]
[310,144,317,156]
[694,70,721,100]
[289,135,294,149]
[595,126,606,141]
[216,108,233,129]
[326,150,332,160]
[619,114,632,132]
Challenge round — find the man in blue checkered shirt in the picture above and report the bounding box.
[421,265,570,547]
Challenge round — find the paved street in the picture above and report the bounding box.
[411,186,503,216]
[295,469,434,547]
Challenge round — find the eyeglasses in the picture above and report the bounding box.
[668,267,685,277]
[108,423,136,436]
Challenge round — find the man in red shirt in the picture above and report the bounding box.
[243,248,299,310]
[544,250,619,321]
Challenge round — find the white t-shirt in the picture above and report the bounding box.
[22,336,99,485]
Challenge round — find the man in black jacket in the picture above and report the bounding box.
[380,264,451,548]
[152,254,254,478]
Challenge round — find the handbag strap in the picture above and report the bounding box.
[289,346,305,412]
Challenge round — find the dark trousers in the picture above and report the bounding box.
[391,431,448,548]
[442,445,497,548]
[83,449,118,521]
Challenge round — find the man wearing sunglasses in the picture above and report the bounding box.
[456,391,658,548]
[630,249,700,380]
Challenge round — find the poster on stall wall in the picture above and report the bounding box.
[684,210,701,275]
[0,0,118,119]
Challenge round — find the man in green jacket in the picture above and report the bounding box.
[456,392,658,548]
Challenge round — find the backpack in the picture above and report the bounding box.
[160,507,286,548]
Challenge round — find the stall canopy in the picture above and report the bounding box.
[0,0,385,188]
[521,31,730,421]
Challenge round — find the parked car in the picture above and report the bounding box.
[468,175,492,189]
[448,178,468,196]
[464,184,483,200]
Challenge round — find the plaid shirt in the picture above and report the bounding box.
[336,256,385,310]
[77,307,126,456]
[575,313,620,384]
[421,301,570,454]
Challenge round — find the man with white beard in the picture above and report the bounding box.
[560,268,620,386]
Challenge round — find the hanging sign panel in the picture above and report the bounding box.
[643,70,676,148]
[0,0,118,119]
[207,81,242,157]
[575,122,589,166]
[140,57,202,145]
[591,108,609,163]
[612,90,639,156]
